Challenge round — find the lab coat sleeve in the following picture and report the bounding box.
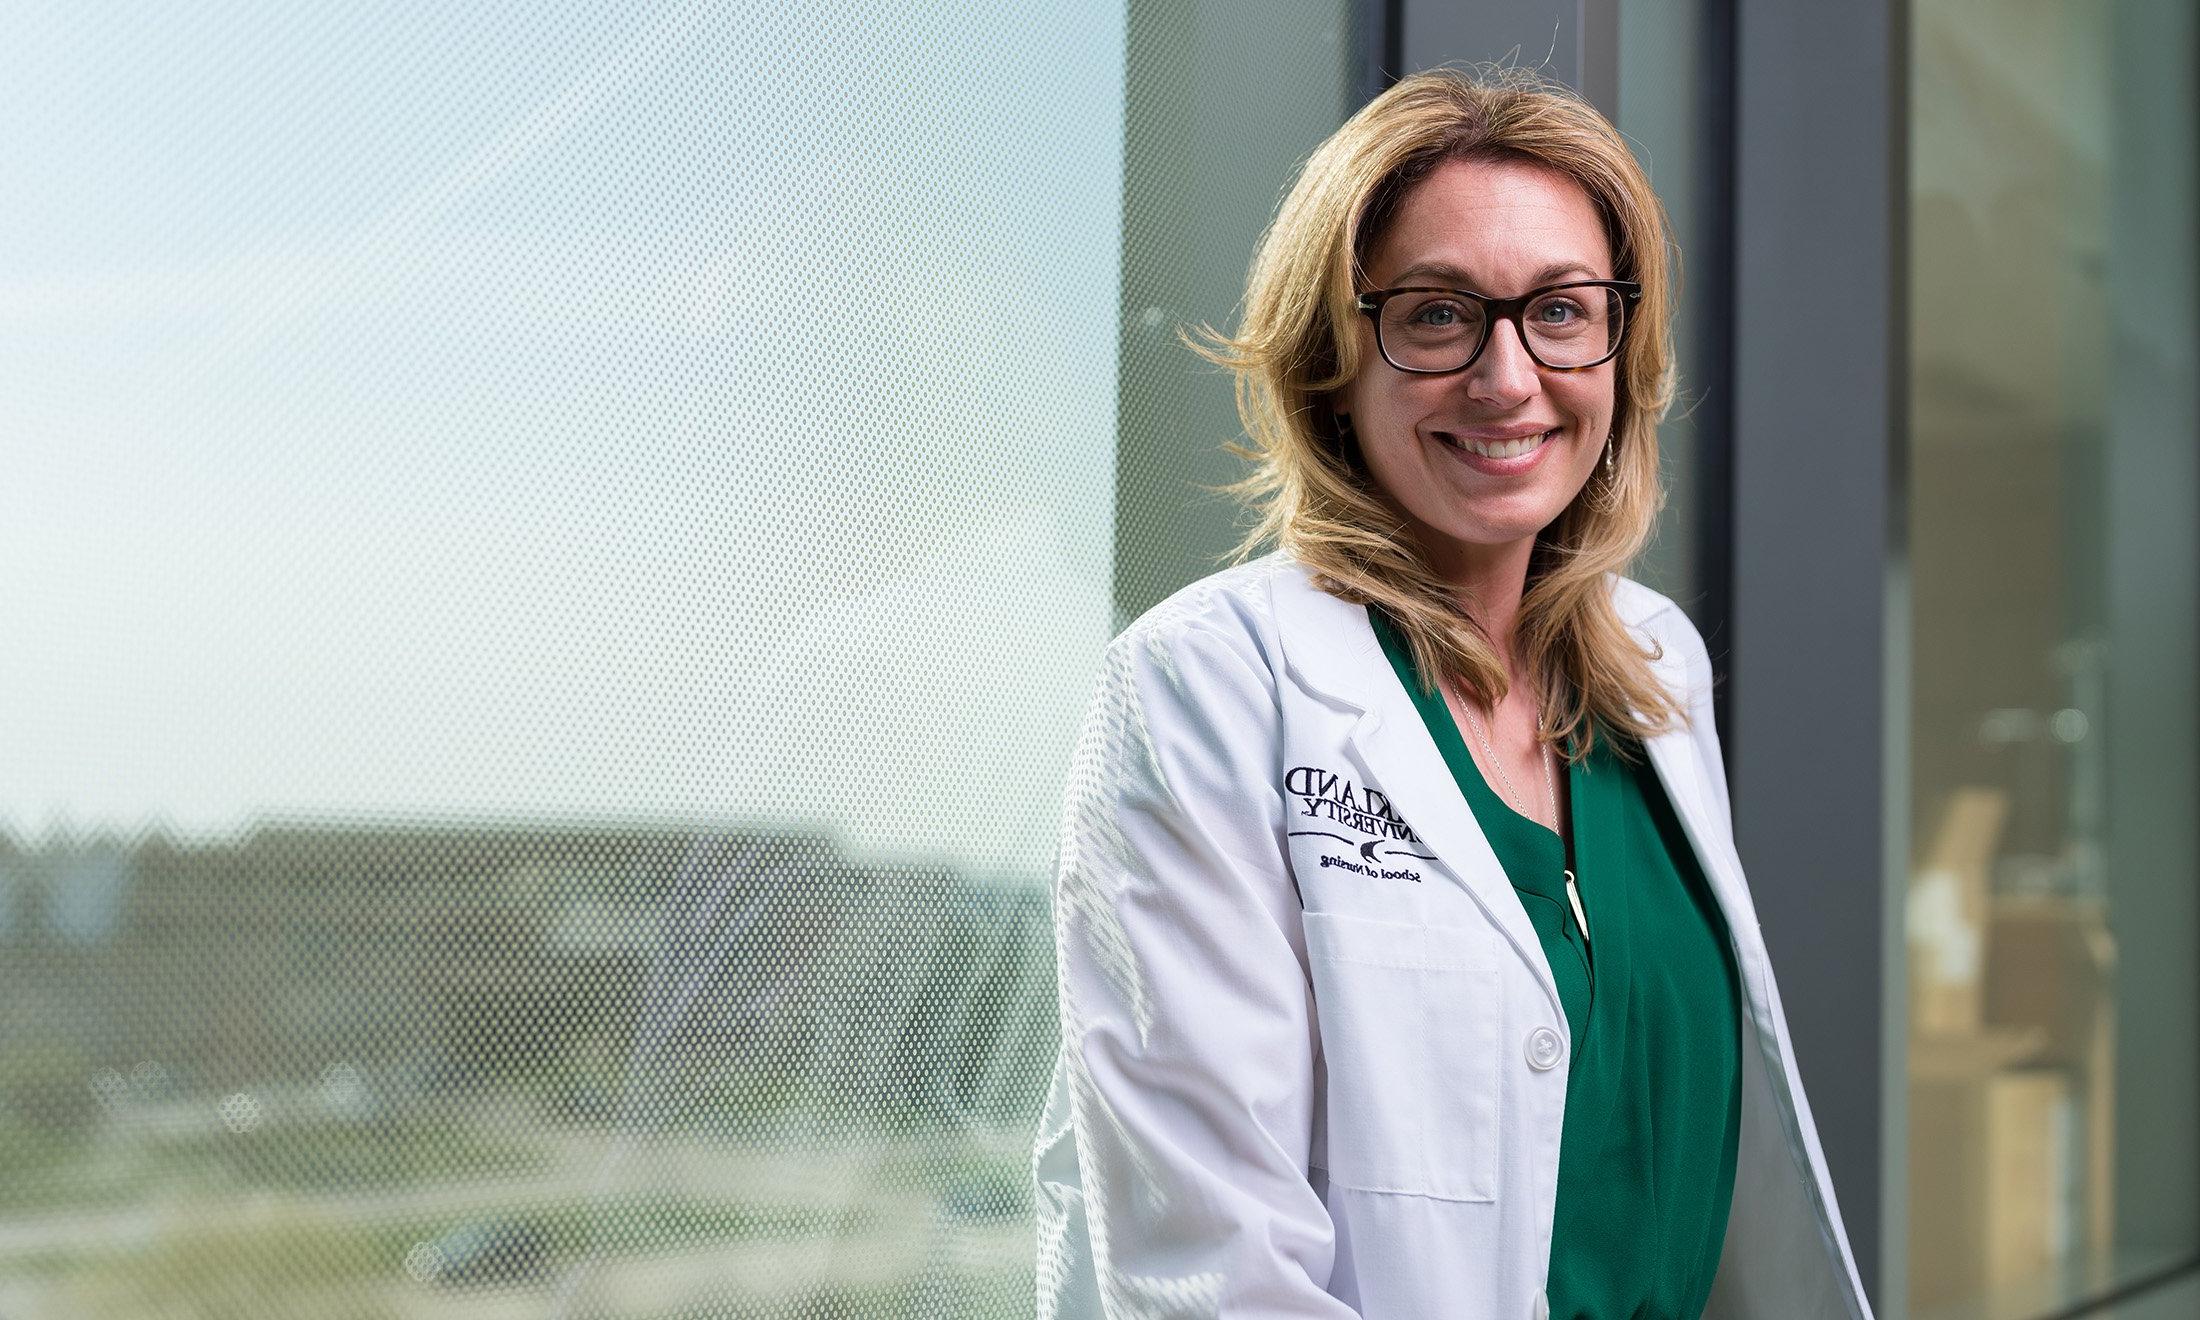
[1047,620,1357,1319]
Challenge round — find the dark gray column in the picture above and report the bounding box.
[1730,0,1905,1309]
[2105,0,2200,1285]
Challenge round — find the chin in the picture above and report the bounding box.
[1443,500,1570,544]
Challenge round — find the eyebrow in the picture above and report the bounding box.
[1387,260,1603,289]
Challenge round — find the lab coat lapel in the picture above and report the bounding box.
[1637,666,1765,1004]
[1633,632,1771,1014]
[1641,679,1722,891]
[1350,686,1570,1022]
[1271,559,1566,1021]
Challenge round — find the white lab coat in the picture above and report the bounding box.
[1031,550,1874,1320]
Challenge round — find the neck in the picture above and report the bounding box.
[1427,534,1536,668]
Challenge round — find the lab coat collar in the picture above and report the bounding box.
[1267,551,1723,1027]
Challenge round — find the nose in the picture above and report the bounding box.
[1464,316,1539,408]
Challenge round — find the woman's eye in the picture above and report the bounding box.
[1535,299,1585,324]
[1411,301,1465,326]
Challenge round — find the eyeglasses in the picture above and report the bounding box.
[1355,279,1642,374]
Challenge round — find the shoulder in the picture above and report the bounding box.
[1604,571,1709,669]
[1107,551,1292,681]
[1068,558,1289,844]
[1603,570,1681,633]
[1074,555,1293,778]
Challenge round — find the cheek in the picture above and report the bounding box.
[1558,373,1616,420]
[1364,376,1448,425]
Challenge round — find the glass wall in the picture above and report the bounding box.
[0,3,1357,1315]
[1904,2,2200,1316]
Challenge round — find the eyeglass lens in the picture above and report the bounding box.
[1379,286,1625,370]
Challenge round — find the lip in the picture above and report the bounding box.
[1431,425,1562,477]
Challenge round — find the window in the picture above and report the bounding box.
[0,3,1360,1313]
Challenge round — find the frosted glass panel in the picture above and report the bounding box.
[0,2,1353,1315]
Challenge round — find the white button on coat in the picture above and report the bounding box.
[1032,551,1875,1320]
[1525,1025,1564,1071]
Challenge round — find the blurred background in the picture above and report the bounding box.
[1,2,2194,1317]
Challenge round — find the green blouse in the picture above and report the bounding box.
[1369,605,1743,1320]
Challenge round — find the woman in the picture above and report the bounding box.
[1031,67,1872,1320]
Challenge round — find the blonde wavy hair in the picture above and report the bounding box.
[1186,63,1686,765]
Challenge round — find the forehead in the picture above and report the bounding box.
[1367,156,1613,288]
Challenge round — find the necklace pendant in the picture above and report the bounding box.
[1564,868,1591,943]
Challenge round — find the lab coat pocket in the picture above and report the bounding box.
[1302,910,1501,1202]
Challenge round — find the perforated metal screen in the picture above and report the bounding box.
[0,3,1354,1315]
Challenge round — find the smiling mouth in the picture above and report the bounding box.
[1435,428,1560,459]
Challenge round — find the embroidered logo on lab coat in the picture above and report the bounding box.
[1284,764,1437,880]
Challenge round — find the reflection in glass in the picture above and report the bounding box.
[1905,2,2199,1316]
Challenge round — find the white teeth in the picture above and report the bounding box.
[1445,430,1554,459]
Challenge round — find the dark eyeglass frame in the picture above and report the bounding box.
[1354,278,1644,374]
